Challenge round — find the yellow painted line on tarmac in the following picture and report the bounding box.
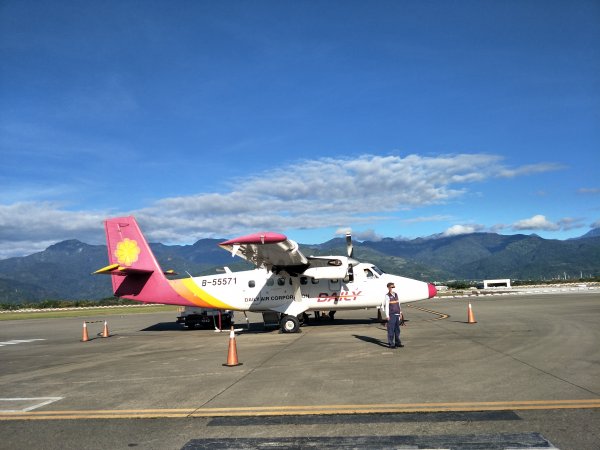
[405,304,450,320]
[1,399,599,420]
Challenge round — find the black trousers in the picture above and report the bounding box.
[387,314,401,346]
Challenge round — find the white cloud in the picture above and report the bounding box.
[335,227,352,236]
[512,215,559,231]
[0,239,60,260]
[497,163,565,178]
[506,215,587,234]
[352,229,384,242]
[0,202,107,258]
[442,224,484,237]
[0,153,567,257]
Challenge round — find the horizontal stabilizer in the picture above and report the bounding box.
[93,263,154,276]
[93,263,120,274]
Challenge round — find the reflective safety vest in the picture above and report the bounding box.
[387,293,400,315]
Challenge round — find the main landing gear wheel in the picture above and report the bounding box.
[280,315,300,333]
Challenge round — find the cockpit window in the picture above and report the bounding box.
[372,266,384,276]
[364,269,374,279]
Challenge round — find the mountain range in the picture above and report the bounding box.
[0,229,599,303]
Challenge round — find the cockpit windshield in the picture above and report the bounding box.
[372,266,384,275]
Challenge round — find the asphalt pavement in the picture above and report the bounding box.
[1,292,599,449]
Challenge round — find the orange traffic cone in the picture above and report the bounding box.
[81,322,89,342]
[467,303,477,324]
[223,326,242,367]
[101,321,109,338]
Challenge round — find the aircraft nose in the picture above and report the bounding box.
[428,283,437,298]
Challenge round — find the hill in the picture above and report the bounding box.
[0,230,599,303]
[361,233,600,280]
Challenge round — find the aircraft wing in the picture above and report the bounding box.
[218,232,308,273]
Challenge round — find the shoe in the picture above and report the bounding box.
[388,344,396,349]
[395,343,404,348]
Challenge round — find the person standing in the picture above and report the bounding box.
[383,282,404,348]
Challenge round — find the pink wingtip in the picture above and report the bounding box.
[428,283,438,298]
[220,232,288,246]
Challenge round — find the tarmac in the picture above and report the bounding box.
[0,291,599,449]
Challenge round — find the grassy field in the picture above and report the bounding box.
[0,305,179,321]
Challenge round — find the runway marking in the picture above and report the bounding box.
[0,339,45,347]
[1,399,599,420]
[0,397,63,413]
[405,304,450,320]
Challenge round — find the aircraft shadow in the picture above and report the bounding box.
[140,322,276,334]
[352,334,388,348]
[140,318,387,333]
[141,322,184,331]
[303,317,382,327]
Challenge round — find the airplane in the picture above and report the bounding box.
[94,216,437,333]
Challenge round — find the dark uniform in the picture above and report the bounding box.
[384,291,403,348]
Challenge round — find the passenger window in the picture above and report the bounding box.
[311,278,319,284]
[266,278,274,286]
[248,280,255,288]
[300,277,308,285]
[277,277,286,286]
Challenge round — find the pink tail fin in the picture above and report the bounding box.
[104,216,161,273]
[98,216,180,303]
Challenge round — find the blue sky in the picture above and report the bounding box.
[1,0,599,258]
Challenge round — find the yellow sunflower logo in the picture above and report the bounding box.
[114,238,140,266]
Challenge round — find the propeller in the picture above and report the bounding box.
[345,232,354,282]
[345,232,354,258]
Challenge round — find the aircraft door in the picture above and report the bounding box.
[328,278,341,306]
[328,279,340,291]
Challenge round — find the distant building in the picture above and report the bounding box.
[483,279,511,289]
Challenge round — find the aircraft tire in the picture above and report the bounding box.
[280,315,300,333]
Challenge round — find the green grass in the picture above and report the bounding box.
[0,305,179,321]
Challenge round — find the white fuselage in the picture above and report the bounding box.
[191,262,432,313]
